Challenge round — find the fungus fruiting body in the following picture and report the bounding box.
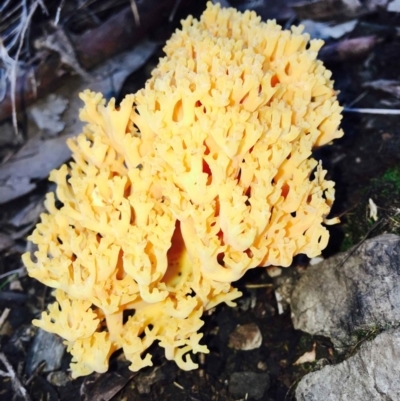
[23,2,343,377]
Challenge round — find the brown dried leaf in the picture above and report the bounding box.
[319,35,379,62]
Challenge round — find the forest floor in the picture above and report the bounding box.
[1,1,400,400]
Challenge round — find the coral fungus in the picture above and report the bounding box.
[23,2,343,377]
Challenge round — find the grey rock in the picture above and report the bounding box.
[291,234,400,348]
[296,328,400,401]
[229,372,270,400]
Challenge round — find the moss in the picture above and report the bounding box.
[346,323,400,358]
[339,166,400,252]
[382,166,400,191]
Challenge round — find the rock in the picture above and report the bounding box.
[291,234,400,348]
[229,372,270,400]
[296,328,400,401]
[228,323,262,351]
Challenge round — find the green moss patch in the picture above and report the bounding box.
[340,166,400,252]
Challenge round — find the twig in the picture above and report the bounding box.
[169,0,182,22]
[130,0,140,26]
[25,361,46,386]
[344,108,400,115]
[0,266,26,280]
[244,283,273,289]
[0,352,32,401]
[346,90,368,108]
[173,381,184,390]
[0,308,11,330]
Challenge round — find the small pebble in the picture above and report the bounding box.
[229,372,270,400]
[228,323,262,351]
[266,266,282,277]
[47,371,70,387]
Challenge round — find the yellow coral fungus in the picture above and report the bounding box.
[23,2,343,377]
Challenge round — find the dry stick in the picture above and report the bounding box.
[245,283,273,289]
[0,308,10,330]
[0,266,26,280]
[344,108,400,115]
[0,352,32,401]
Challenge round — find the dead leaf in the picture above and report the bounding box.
[0,135,72,204]
[293,0,389,20]
[319,35,379,62]
[0,233,13,252]
[233,0,307,20]
[363,79,400,99]
[81,372,133,401]
[293,0,365,21]
[10,196,46,228]
[301,19,357,39]
[34,25,91,81]
[0,122,19,147]
[29,94,69,137]
[293,343,317,365]
[368,198,378,221]
[388,0,400,12]
[0,39,158,205]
